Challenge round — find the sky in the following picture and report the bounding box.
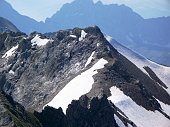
[5,0,170,22]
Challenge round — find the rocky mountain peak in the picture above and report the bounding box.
[0,26,170,127]
[73,0,94,4]
[0,26,114,110]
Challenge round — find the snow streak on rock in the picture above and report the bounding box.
[85,51,95,67]
[69,35,77,38]
[2,45,18,58]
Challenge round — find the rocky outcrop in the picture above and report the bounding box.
[66,95,119,127]
[34,106,67,127]
[144,66,168,89]
[35,95,119,127]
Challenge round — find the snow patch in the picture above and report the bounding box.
[108,86,170,127]
[97,43,100,47]
[79,30,87,41]
[31,35,53,46]
[45,58,108,113]
[9,70,14,75]
[2,45,18,58]
[70,35,77,38]
[75,62,81,66]
[85,51,95,67]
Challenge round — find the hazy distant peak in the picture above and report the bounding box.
[95,0,103,5]
[0,17,19,32]
[73,0,94,4]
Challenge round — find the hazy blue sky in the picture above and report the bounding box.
[5,0,170,22]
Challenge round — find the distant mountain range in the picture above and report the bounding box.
[0,0,43,33]
[0,0,170,66]
[0,17,19,32]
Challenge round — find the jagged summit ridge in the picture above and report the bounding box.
[1,0,170,66]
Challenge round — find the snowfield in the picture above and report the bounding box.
[105,35,170,95]
[2,45,18,58]
[31,34,53,46]
[79,30,87,41]
[108,86,170,127]
[45,58,108,113]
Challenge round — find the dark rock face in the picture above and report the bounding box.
[0,32,25,52]
[144,66,168,89]
[66,95,118,127]
[0,92,119,127]
[34,106,67,127]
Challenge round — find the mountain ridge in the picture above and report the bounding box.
[0,0,43,33]
[0,26,169,127]
[1,0,170,66]
[0,17,19,32]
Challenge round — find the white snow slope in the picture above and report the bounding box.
[105,35,170,95]
[31,34,53,46]
[108,86,170,127]
[2,45,18,58]
[45,58,108,113]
